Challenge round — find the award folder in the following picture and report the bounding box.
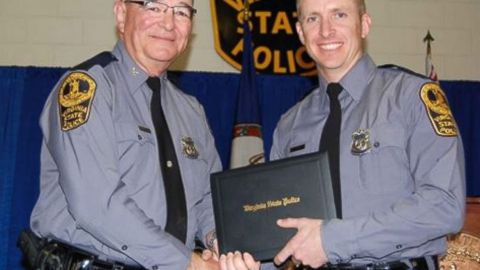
[210,152,337,261]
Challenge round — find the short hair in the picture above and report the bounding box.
[296,0,366,17]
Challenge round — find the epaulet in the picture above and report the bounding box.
[378,64,430,80]
[72,51,117,71]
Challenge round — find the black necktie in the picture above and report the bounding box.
[147,77,187,243]
[319,83,343,218]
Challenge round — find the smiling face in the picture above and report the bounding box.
[296,0,371,82]
[114,0,194,75]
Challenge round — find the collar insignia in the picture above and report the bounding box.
[131,67,139,76]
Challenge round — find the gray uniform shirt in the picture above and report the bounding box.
[270,55,465,265]
[30,41,222,270]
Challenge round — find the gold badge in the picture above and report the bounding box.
[351,129,372,155]
[58,72,96,131]
[181,137,199,159]
[420,83,458,137]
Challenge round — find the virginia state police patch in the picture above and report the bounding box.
[58,72,96,131]
[420,82,458,137]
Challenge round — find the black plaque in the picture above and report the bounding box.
[210,152,337,261]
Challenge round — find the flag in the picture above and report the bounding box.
[229,3,264,169]
[424,30,438,81]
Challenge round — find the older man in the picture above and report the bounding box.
[26,1,220,269]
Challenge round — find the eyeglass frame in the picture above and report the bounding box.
[123,0,197,19]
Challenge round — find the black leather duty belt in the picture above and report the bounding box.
[319,256,438,270]
[35,239,143,270]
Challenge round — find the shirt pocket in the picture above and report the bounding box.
[116,122,156,158]
[114,122,166,225]
[357,124,410,195]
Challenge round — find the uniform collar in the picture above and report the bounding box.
[318,54,376,101]
[112,41,168,94]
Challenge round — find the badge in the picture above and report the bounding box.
[420,83,458,137]
[181,137,199,159]
[351,129,372,155]
[58,72,96,131]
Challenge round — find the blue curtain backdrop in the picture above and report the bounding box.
[1,66,479,270]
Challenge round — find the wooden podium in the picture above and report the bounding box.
[439,197,480,269]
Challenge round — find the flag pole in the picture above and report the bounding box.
[423,30,438,81]
[244,0,249,20]
[229,0,265,168]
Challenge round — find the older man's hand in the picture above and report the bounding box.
[188,251,220,270]
[219,252,260,270]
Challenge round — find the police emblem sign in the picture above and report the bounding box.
[211,0,316,76]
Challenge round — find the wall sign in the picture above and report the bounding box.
[211,0,316,76]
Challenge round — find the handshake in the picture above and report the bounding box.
[188,248,260,270]
[187,217,328,270]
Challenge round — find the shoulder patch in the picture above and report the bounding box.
[58,72,97,131]
[419,82,458,137]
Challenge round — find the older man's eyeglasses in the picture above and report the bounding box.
[124,1,197,20]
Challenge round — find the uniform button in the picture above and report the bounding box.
[166,160,173,168]
[152,266,158,270]
[395,244,402,249]
[121,245,128,251]
[138,135,143,140]
[374,142,380,148]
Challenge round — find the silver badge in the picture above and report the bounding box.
[181,137,199,159]
[351,129,372,155]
